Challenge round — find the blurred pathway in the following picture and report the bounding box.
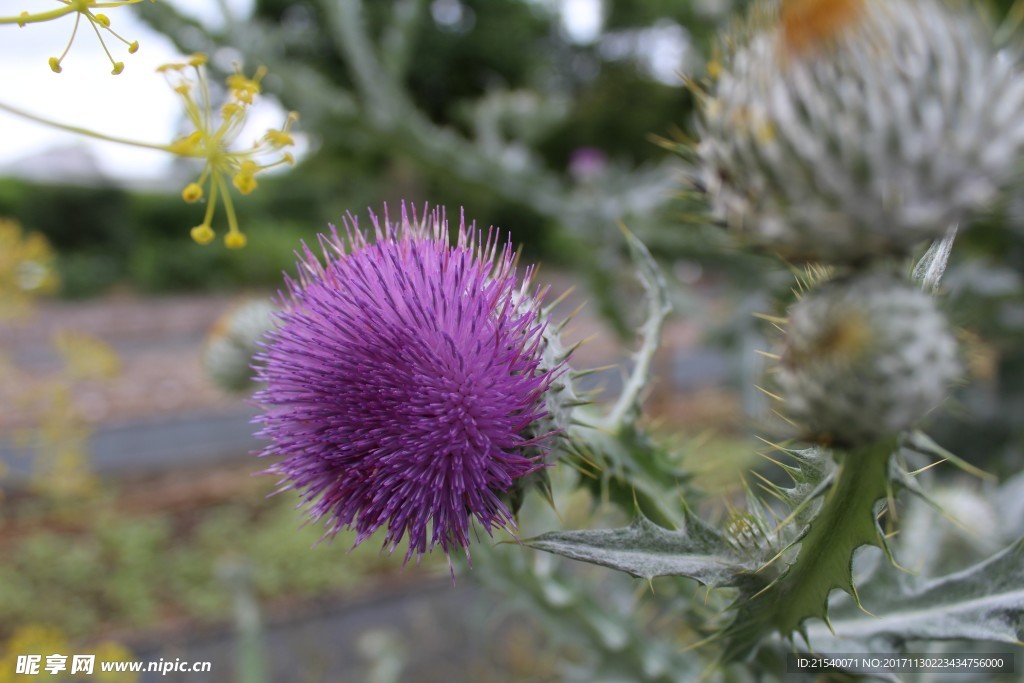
[0,278,736,485]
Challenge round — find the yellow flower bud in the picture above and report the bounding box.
[181,183,204,203]
[168,132,203,156]
[224,232,247,249]
[264,130,294,147]
[233,173,258,195]
[191,225,216,245]
[95,14,111,28]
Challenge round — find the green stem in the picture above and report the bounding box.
[0,100,173,153]
[0,6,76,25]
[724,439,895,660]
[0,1,145,25]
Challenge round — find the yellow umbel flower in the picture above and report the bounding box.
[1,0,148,74]
[159,55,299,248]
[0,54,299,248]
[0,219,60,320]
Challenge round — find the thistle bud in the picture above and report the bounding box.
[203,299,277,393]
[774,271,959,446]
[696,0,1024,263]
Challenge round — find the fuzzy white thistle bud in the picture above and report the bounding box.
[775,271,959,446]
[696,0,1024,263]
[203,298,277,392]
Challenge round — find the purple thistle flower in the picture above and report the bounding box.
[254,204,559,566]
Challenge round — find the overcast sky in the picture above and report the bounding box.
[0,0,271,183]
[0,0,602,184]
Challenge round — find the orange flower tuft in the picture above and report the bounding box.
[781,0,865,55]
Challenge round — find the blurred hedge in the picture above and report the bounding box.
[0,162,378,297]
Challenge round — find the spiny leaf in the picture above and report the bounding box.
[807,538,1024,649]
[723,439,895,660]
[570,407,694,531]
[606,226,671,430]
[763,444,836,535]
[472,542,700,683]
[527,513,755,587]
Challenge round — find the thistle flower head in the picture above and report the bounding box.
[254,205,562,566]
[696,0,1024,263]
[159,55,298,248]
[772,270,960,447]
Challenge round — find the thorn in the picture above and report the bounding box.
[562,335,596,359]
[754,450,799,477]
[754,349,781,360]
[906,458,946,476]
[568,447,601,470]
[752,434,795,455]
[571,364,616,379]
[756,543,795,575]
[552,302,586,332]
[680,631,720,653]
[564,399,596,408]
[823,612,836,636]
[754,385,784,401]
[851,582,875,617]
[749,571,786,599]
[756,481,785,502]
[906,430,996,481]
[750,469,783,494]
[542,286,576,315]
[796,626,812,651]
[566,460,600,479]
[752,312,787,324]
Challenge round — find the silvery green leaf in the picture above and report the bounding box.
[473,541,700,683]
[527,514,751,586]
[996,471,1024,542]
[606,227,671,430]
[807,538,1024,649]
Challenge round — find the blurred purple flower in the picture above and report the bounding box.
[254,204,558,566]
[568,147,608,181]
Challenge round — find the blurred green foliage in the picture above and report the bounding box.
[0,0,731,296]
[0,489,415,641]
[0,174,354,296]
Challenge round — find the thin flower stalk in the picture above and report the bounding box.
[0,54,299,248]
[1,0,148,74]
